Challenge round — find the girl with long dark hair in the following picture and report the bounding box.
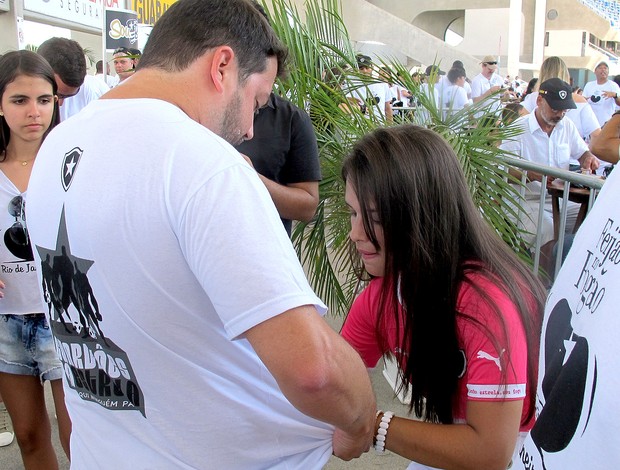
[341,124,546,469]
[0,50,70,469]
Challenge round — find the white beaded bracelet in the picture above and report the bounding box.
[374,411,394,454]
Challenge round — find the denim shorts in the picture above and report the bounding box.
[0,314,63,382]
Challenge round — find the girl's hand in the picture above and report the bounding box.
[0,280,5,298]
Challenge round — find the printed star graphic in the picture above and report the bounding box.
[35,207,94,276]
[65,158,77,179]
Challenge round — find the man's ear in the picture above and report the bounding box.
[210,46,235,94]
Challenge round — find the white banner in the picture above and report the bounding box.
[23,0,121,29]
[515,168,620,469]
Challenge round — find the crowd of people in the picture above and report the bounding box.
[0,0,618,469]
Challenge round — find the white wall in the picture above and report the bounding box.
[544,30,584,57]
[458,9,511,57]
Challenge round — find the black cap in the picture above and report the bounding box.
[538,78,576,110]
[452,60,464,68]
[425,64,445,76]
[356,54,373,68]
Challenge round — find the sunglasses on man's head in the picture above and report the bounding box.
[484,62,498,66]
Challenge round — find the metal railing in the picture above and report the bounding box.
[498,155,606,278]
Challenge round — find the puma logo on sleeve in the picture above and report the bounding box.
[476,349,505,371]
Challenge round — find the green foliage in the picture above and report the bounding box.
[265,0,528,315]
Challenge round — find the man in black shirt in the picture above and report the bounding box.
[235,93,321,236]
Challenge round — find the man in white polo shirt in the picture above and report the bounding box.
[500,78,599,250]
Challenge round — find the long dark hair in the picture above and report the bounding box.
[0,50,60,156]
[522,77,538,101]
[342,125,545,424]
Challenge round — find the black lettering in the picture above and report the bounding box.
[126,381,141,407]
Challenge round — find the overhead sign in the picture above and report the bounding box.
[131,0,176,25]
[105,8,138,50]
[23,0,121,30]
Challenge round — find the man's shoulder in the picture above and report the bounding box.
[608,80,620,91]
[271,94,311,122]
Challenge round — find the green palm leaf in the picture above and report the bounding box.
[266,0,528,316]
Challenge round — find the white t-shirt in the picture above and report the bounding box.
[0,174,43,315]
[463,80,472,99]
[59,75,109,121]
[470,72,504,118]
[27,99,333,469]
[521,91,537,113]
[582,79,620,126]
[515,165,620,470]
[417,82,440,125]
[441,84,471,117]
[347,80,392,118]
[95,73,119,89]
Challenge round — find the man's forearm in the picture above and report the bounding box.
[258,175,319,222]
[245,307,376,435]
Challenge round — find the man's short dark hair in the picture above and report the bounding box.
[37,37,86,88]
[138,0,287,82]
[96,60,104,74]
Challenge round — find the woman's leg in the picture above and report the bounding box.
[0,372,58,470]
[50,379,71,459]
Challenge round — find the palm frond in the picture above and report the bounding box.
[266,0,528,316]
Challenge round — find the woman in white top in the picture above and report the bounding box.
[442,67,472,120]
[0,50,71,468]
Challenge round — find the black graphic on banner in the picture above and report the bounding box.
[36,209,145,417]
[105,8,138,50]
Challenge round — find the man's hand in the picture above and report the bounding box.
[332,422,374,461]
[579,151,600,172]
[602,91,618,100]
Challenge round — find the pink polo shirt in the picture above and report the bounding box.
[342,272,535,432]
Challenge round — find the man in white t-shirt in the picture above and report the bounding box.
[347,54,393,121]
[95,60,119,88]
[58,74,110,121]
[37,38,109,121]
[26,1,376,468]
[582,61,620,126]
[471,55,505,120]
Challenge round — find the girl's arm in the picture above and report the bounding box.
[341,280,386,368]
[381,399,523,470]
